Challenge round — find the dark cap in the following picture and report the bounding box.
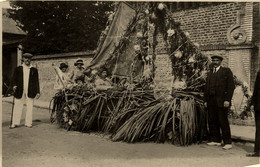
[211,55,223,61]
[74,59,84,66]
[22,53,33,58]
[59,63,68,70]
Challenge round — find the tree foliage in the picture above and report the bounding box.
[8,1,114,54]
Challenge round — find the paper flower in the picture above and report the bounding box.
[158,3,165,10]
[147,55,153,59]
[145,9,149,14]
[243,81,249,88]
[91,70,98,75]
[200,70,207,79]
[188,56,195,63]
[151,12,157,19]
[127,83,135,90]
[143,67,152,79]
[134,45,141,51]
[172,79,187,90]
[248,90,252,96]
[194,42,200,47]
[108,13,114,21]
[63,112,68,122]
[185,32,190,37]
[136,32,143,38]
[167,29,175,37]
[174,50,183,58]
[148,23,155,28]
[105,26,109,32]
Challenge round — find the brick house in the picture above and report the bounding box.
[2,9,26,96]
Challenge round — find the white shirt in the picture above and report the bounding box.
[22,64,32,94]
[54,67,73,89]
[214,66,221,73]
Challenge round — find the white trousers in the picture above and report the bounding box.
[12,92,34,126]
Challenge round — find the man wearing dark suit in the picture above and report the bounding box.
[10,53,40,129]
[247,70,260,157]
[204,55,235,150]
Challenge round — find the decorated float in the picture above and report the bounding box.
[50,2,252,146]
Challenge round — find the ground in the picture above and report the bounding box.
[2,101,260,167]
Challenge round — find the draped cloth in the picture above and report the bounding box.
[88,2,136,78]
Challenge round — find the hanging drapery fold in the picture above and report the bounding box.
[88,2,136,74]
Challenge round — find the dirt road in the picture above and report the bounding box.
[2,101,259,167]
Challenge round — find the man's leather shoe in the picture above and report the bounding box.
[25,125,32,128]
[207,142,221,146]
[9,125,18,129]
[246,152,260,157]
[222,144,232,150]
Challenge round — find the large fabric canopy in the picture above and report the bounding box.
[88,2,136,76]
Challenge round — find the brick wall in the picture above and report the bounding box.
[171,2,241,46]
[251,2,260,88]
[151,2,256,100]
[32,51,94,102]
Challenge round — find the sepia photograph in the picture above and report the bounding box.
[2,1,260,166]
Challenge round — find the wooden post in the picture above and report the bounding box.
[17,44,22,66]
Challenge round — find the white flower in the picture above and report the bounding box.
[151,12,157,19]
[127,84,135,90]
[91,70,98,75]
[63,112,68,122]
[134,45,141,51]
[158,3,165,10]
[248,90,252,96]
[167,29,175,37]
[143,67,152,79]
[68,119,73,125]
[188,56,195,63]
[136,32,143,38]
[147,55,153,59]
[172,78,187,90]
[108,13,114,21]
[148,23,155,28]
[174,50,183,58]
[243,81,249,88]
[200,70,207,79]
[145,9,149,14]
[194,42,200,47]
[185,32,190,37]
[105,26,109,32]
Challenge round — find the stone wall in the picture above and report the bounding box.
[32,51,94,102]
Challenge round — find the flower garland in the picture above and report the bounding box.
[147,2,209,92]
[233,76,252,99]
[232,76,253,118]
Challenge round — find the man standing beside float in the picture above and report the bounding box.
[10,53,40,128]
[204,55,235,150]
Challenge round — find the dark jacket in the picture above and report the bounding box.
[252,70,260,112]
[204,66,235,107]
[12,66,40,99]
